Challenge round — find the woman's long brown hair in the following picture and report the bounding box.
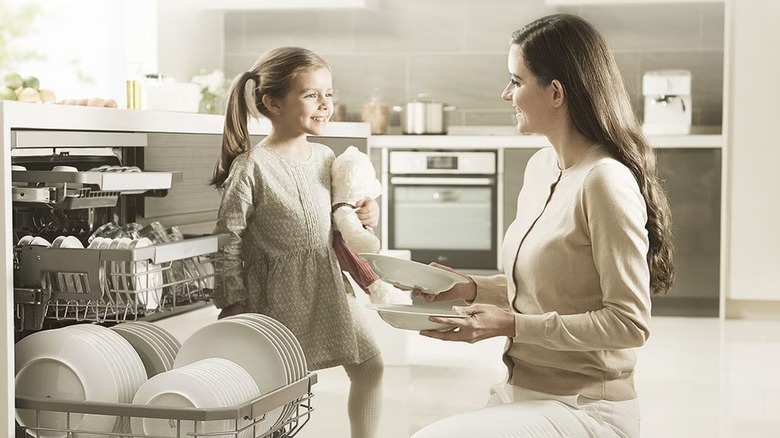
[211,47,330,188]
[512,14,675,295]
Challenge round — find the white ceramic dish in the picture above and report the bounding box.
[15,329,120,437]
[111,325,170,378]
[366,304,469,331]
[128,237,162,310]
[359,253,469,294]
[225,316,296,428]
[173,319,287,434]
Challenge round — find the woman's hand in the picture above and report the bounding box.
[355,197,379,228]
[217,302,246,320]
[412,263,477,303]
[420,303,515,343]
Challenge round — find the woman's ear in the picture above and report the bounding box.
[550,79,565,108]
[262,94,281,116]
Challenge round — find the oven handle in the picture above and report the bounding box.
[389,177,494,186]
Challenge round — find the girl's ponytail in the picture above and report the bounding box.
[211,71,255,188]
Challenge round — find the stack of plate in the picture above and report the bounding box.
[15,324,147,437]
[88,236,163,309]
[111,321,181,378]
[173,314,308,433]
[131,358,260,438]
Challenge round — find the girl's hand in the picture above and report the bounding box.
[355,197,379,228]
[420,303,515,343]
[218,302,246,319]
[412,263,477,303]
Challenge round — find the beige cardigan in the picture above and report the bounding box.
[473,145,652,401]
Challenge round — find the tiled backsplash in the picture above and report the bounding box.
[223,0,724,128]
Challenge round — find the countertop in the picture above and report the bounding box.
[369,125,723,149]
[0,101,370,138]
[0,102,722,149]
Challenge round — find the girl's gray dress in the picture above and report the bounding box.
[213,142,380,370]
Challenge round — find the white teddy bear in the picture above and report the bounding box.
[332,146,411,305]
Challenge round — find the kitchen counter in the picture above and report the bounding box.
[369,132,723,149]
[0,101,370,137]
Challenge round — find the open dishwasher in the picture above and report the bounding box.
[10,130,315,438]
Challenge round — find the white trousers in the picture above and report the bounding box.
[411,383,640,438]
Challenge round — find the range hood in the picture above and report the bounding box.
[199,0,376,10]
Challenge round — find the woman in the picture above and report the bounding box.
[411,13,674,438]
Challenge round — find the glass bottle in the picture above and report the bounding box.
[126,63,143,109]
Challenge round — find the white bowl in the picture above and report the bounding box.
[366,304,468,331]
[359,253,469,294]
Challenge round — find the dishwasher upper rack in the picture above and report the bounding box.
[11,169,182,209]
[13,234,230,331]
[15,373,317,438]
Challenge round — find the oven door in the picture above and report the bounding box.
[388,176,497,269]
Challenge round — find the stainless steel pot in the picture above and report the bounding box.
[393,94,456,135]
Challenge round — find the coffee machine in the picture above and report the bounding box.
[642,70,692,135]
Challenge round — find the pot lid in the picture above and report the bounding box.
[411,93,437,103]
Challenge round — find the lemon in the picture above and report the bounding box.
[0,86,17,101]
[3,72,23,90]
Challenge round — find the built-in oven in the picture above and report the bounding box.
[384,150,501,270]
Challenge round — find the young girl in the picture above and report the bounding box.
[210,47,383,438]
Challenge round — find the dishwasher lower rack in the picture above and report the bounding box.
[15,373,317,438]
[13,234,231,331]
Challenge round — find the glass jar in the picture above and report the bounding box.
[361,96,389,135]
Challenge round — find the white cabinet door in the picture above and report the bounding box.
[725,0,780,301]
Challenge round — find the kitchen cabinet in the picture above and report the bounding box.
[653,149,721,316]
[723,0,780,307]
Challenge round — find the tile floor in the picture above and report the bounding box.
[157,308,780,438]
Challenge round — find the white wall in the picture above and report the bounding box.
[156,0,224,83]
[724,0,780,303]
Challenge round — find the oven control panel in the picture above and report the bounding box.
[389,150,496,175]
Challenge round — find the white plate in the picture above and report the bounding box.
[115,322,179,371]
[120,321,180,360]
[128,238,162,310]
[173,319,287,433]
[225,317,297,428]
[131,367,233,437]
[15,329,120,437]
[359,253,469,294]
[233,314,307,376]
[111,325,170,378]
[365,304,469,331]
